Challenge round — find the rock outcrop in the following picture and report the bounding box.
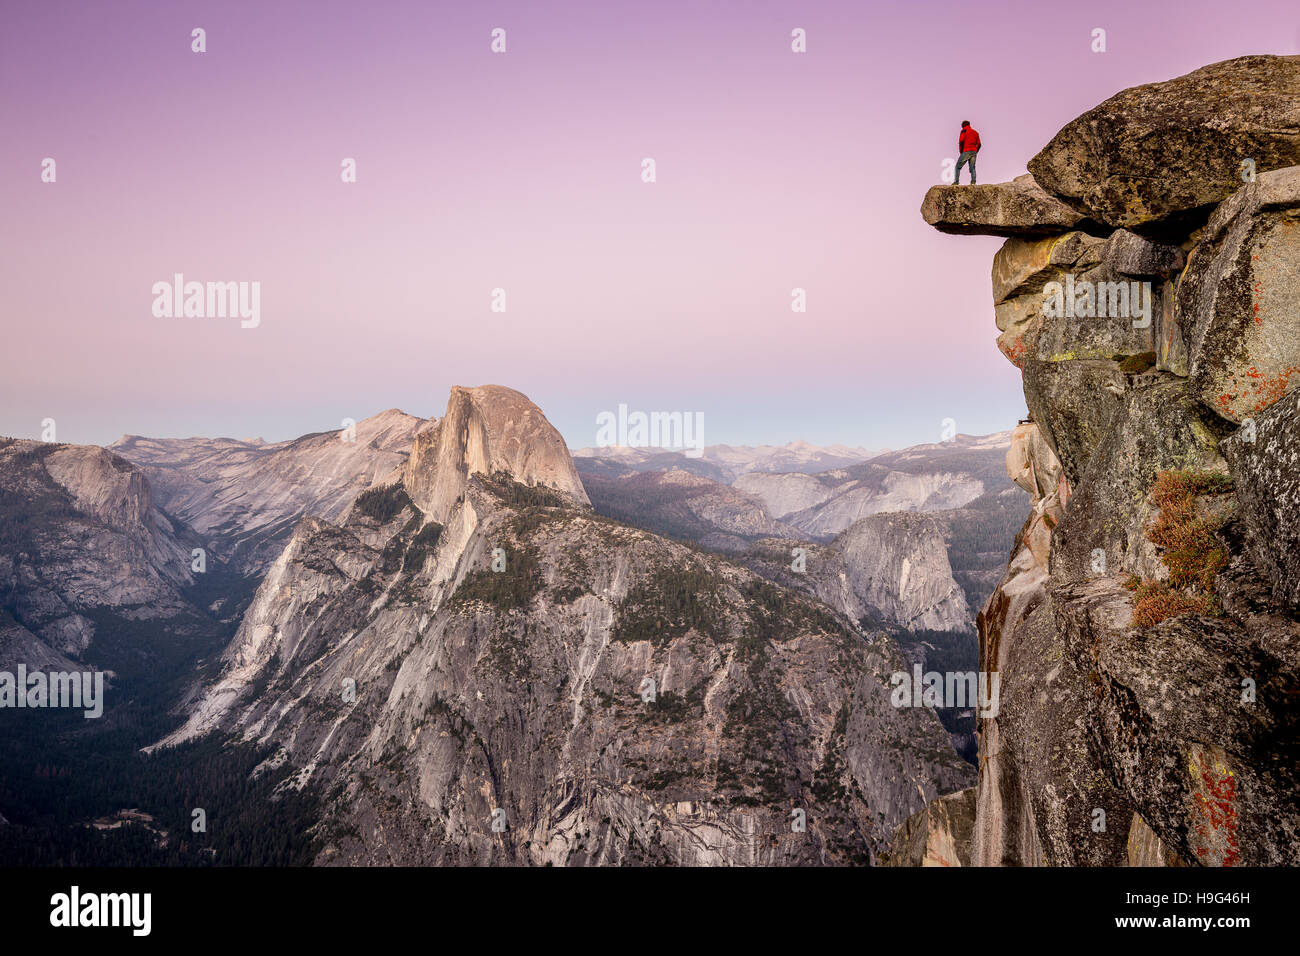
[921,174,1092,237]
[1176,165,1300,422]
[404,385,589,523]
[1221,395,1300,608]
[1029,55,1300,237]
[885,786,977,866]
[159,385,973,865]
[732,470,839,522]
[112,408,432,576]
[0,438,196,667]
[926,55,1300,867]
[740,511,973,635]
[823,514,973,632]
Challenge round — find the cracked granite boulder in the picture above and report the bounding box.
[1176,165,1300,423]
[921,174,1093,237]
[1029,54,1300,237]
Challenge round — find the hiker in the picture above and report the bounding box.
[954,120,980,185]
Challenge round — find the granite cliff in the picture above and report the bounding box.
[0,438,199,669]
[157,385,973,865]
[899,54,1300,866]
[111,409,432,577]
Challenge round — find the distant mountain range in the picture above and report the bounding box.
[109,410,434,577]
[733,432,1013,537]
[571,440,881,483]
[575,431,1025,634]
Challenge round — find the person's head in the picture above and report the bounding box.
[961,120,970,128]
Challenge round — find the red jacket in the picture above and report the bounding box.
[959,126,981,153]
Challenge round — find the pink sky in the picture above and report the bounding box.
[3,0,1298,449]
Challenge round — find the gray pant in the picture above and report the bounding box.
[955,150,977,184]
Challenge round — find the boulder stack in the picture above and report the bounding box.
[916,54,1300,867]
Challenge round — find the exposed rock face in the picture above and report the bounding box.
[752,470,987,538]
[921,174,1091,237]
[1101,228,1187,278]
[989,219,1190,489]
[404,385,589,523]
[112,409,431,575]
[0,438,195,666]
[823,514,972,632]
[973,424,1094,866]
[738,512,972,634]
[0,612,80,672]
[160,386,973,865]
[1176,166,1300,422]
[1021,360,1127,487]
[1047,380,1227,587]
[978,363,1300,869]
[1127,813,1188,867]
[992,230,1181,373]
[992,230,1105,306]
[1221,395,1300,608]
[732,471,837,521]
[927,59,1300,867]
[1029,55,1300,236]
[885,787,976,866]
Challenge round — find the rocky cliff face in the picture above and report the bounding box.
[111,408,432,576]
[403,385,589,523]
[159,385,972,865]
[0,438,197,667]
[831,514,972,631]
[743,514,972,634]
[885,786,976,867]
[916,54,1300,866]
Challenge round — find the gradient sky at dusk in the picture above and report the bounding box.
[4,0,1299,450]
